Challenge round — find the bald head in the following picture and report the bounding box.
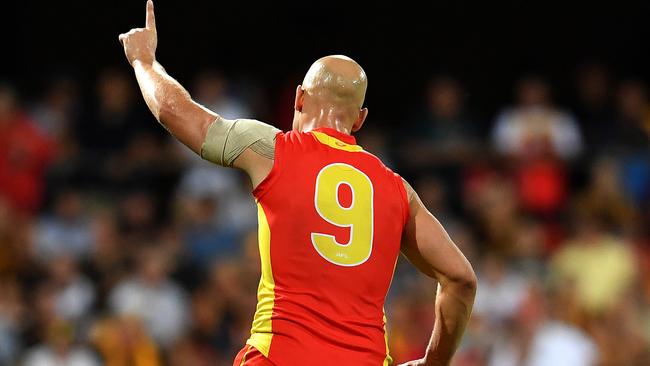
[293,55,369,133]
[302,55,368,110]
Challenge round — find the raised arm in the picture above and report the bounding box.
[398,180,477,366]
[118,1,276,187]
[118,0,214,153]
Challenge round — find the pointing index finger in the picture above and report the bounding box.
[146,0,156,30]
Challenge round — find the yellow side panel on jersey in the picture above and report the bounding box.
[383,309,393,366]
[311,131,364,152]
[246,203,274,357]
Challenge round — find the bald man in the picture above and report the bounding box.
[119,2,476,365]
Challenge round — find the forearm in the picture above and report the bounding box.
[425,280,476,365]
[132,60,216,153]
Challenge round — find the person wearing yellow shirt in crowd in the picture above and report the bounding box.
[91,315,161,366]
[550,214,637,316]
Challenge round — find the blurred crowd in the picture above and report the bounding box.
[0,62,649,366]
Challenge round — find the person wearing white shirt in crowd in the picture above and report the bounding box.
[492,76,583,160]
[109,245,189,347]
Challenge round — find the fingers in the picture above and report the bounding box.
[118,29,138,46]
[120,1,155,49]
[146,0,156,30]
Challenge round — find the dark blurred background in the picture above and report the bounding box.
[1,1,649,365]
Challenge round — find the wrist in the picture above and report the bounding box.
[421,357,435,366]
[132,58,155,69]
[422,353,449,366]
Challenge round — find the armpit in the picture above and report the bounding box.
[201,117,280,167]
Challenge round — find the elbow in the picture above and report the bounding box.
[443,262,477,300]
[456,268,477,298]
[462,267,478,297]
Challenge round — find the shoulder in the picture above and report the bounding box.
[399,176,417,204]
[274,130,331,155]
[276,129,312,144]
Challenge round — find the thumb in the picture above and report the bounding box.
[118,33,126,45]
[145,0,156,30]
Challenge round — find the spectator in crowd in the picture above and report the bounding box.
[118,190,160,247]
[168,287,224,366]
[412,75,480,157]
[91,315,161,366]
[192,70,252,120]
[613,79,650,153]
[403,76,482,207]
[610,80,650,213]
[492,75,583,160]
[526,286,598,366]
[511,218,547,278]
[550,212,637,316]
[179,194,238,269]
[573,62,615,153]
[488,285,598,366]
[47,255,95,329]
[573,157,638,235]
[30,76,80,142]
[0,278,24,365]
[177,169,256,235]
[492,76,578,217]
[84,211,130,304]
[34,190,93,261]
[408,75,481,165]
[465,173,521,257]
[76,68,155,185]
[23,319,100,366]
[0,197,33,276]
[589,290,650,366]
[0,84,53,214]
[109,245,189,347]
[82,68,153,151]
[209,258,258,359]
[473,254,529,328]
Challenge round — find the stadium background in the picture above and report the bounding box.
[1,0,649,365]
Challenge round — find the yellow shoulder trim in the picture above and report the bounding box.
[311,131,364,152]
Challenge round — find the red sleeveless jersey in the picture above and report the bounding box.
[246,127,409,365]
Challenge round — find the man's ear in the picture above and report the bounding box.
[351,108,368,132]
[294,85,305,112]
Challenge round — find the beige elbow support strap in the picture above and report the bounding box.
[201,118,280,166]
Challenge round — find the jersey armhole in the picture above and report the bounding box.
[395,174,410,228]
[252,131,284,201]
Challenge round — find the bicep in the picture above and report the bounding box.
[401,186,474,284]
[201,117,279,186]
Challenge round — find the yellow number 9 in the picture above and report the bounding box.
[311,163,374,266]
